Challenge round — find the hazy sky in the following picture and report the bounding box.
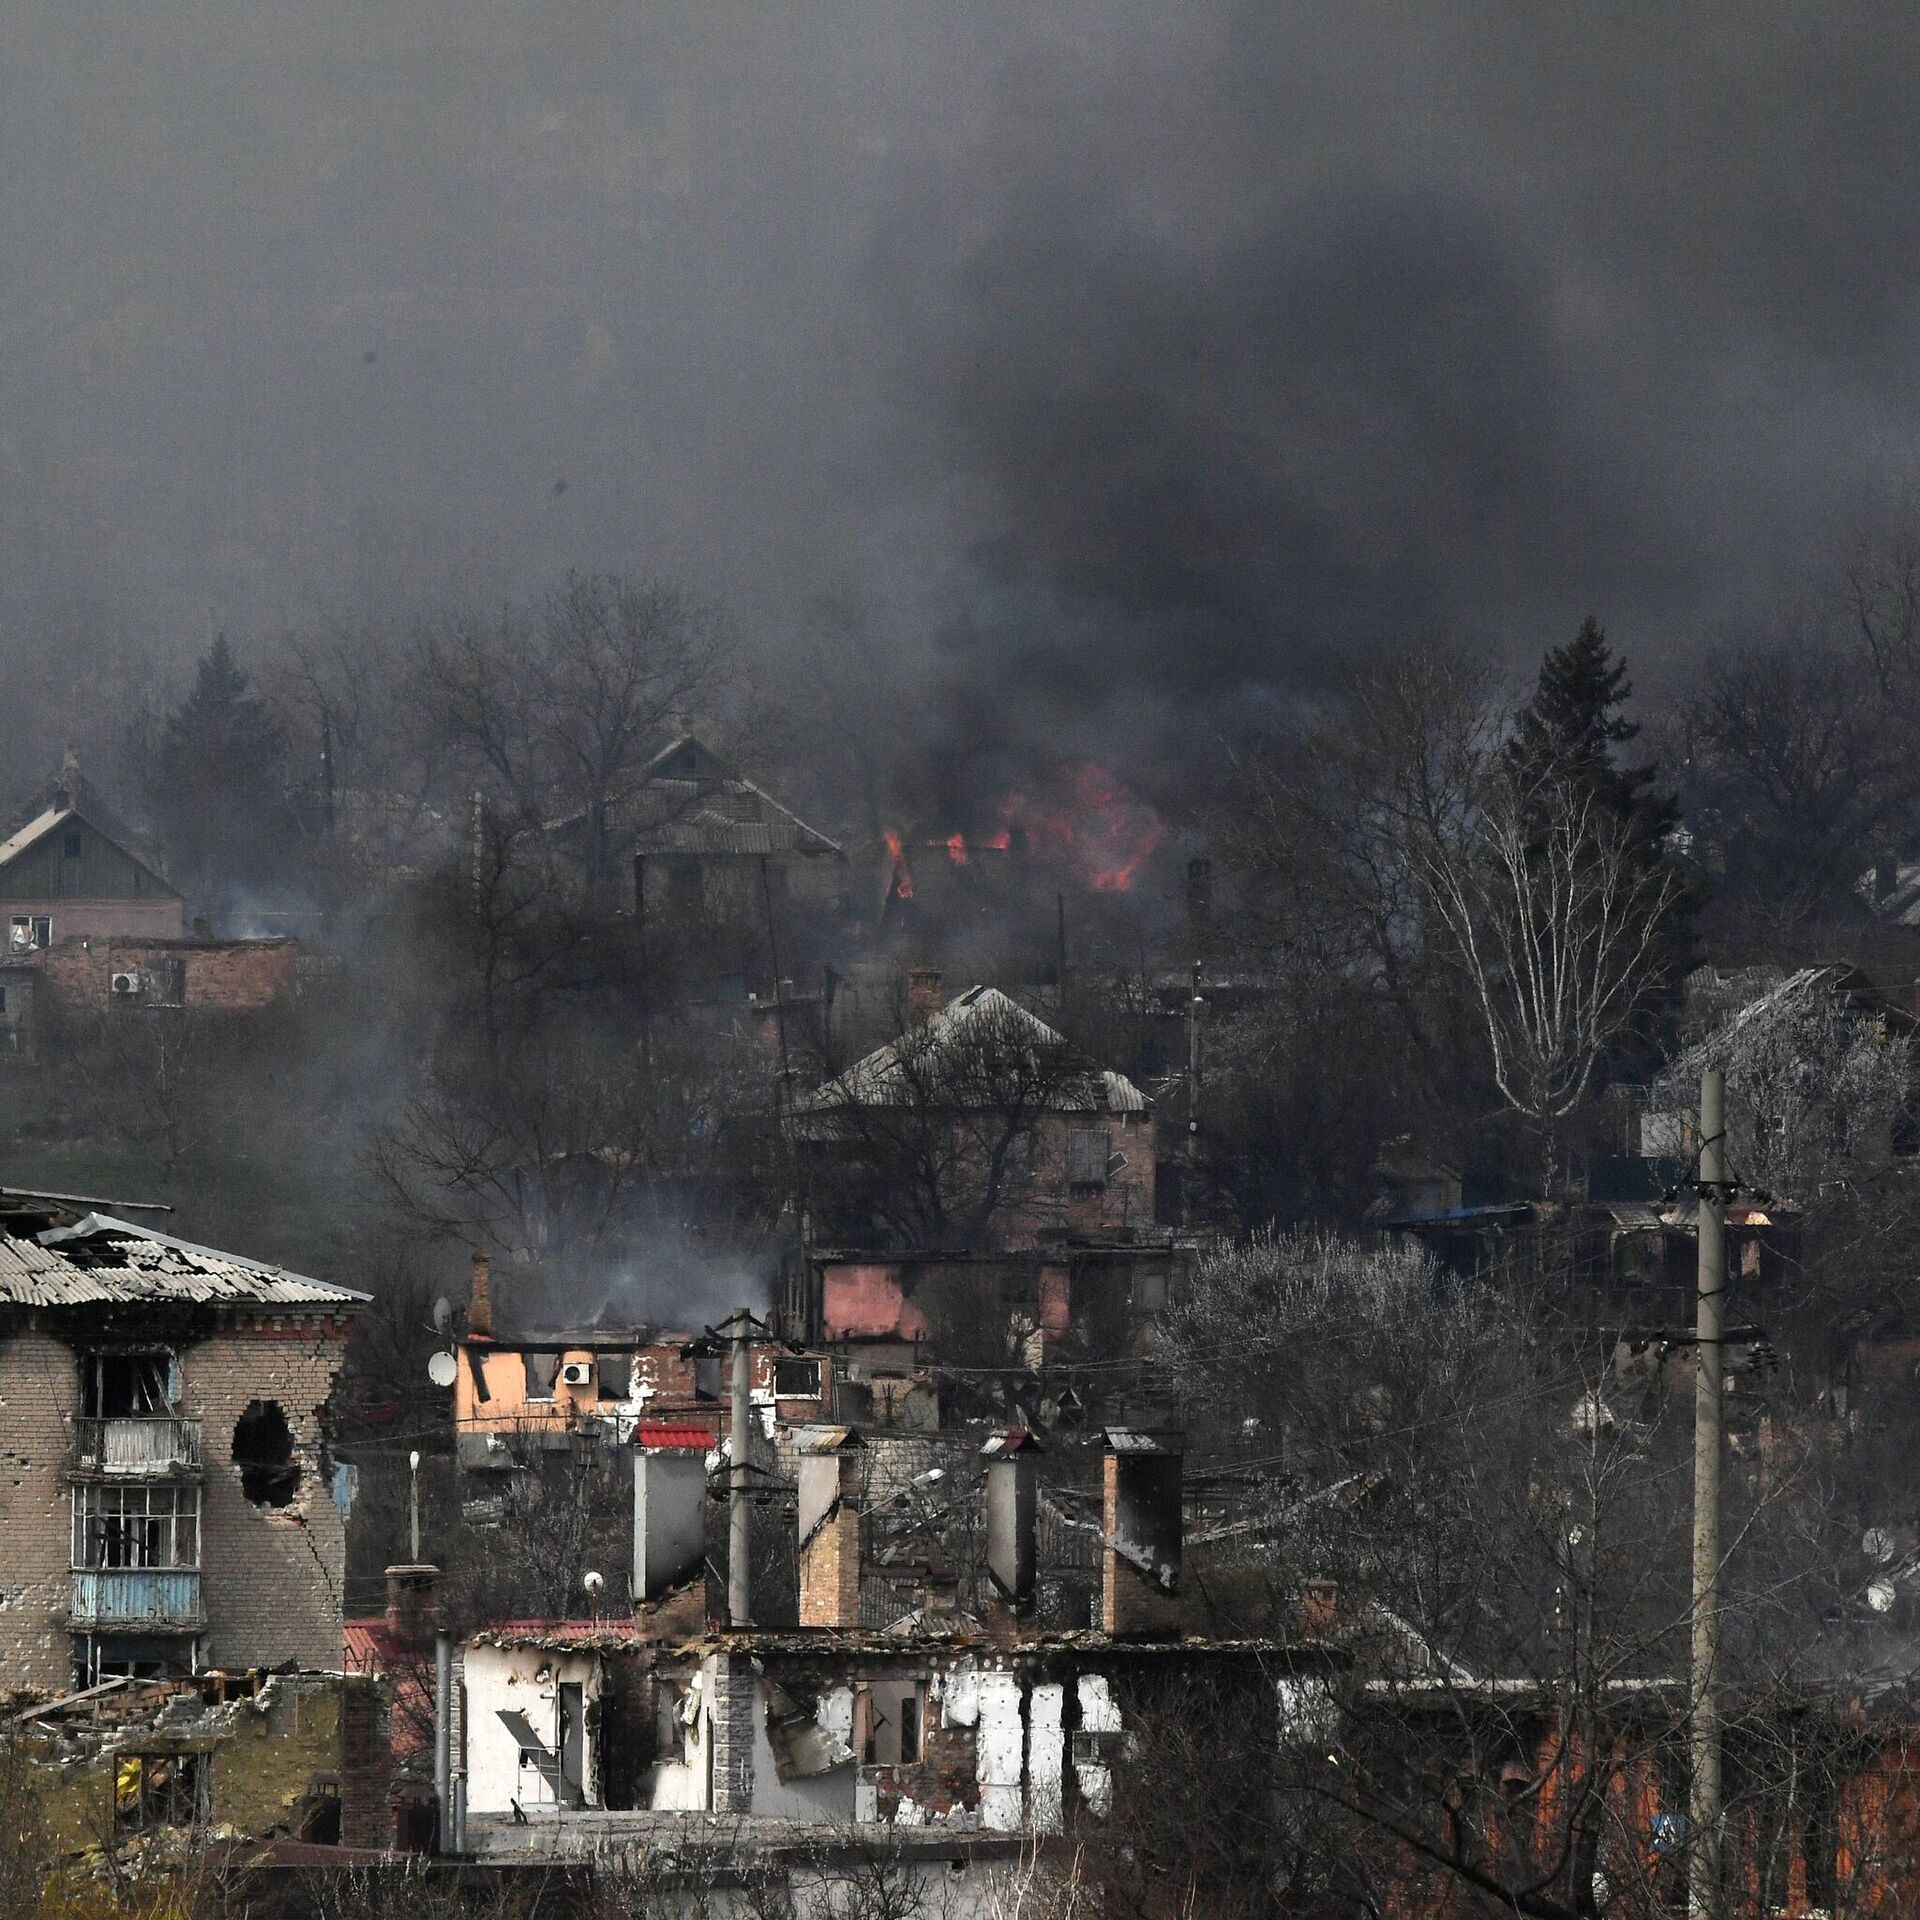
[6,2,1920,752]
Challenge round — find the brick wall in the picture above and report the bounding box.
[339,1676,395,1847]
[1101,1452,1183,1638]
[0,1312,355,1692]
[0,900,185,945]
[36,936,298,1014]
[185,1320,354,1671]
[0,1330,85,1690]
[800,1505,862,1628]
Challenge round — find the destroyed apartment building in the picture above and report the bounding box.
[14,1666,393,1864]
[446,1420,1337,1871]
[0,1193,367,1691]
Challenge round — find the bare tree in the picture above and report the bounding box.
[1418,766,1684,1192]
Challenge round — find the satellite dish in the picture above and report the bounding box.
[1868,1577,1899,1614]
[1864,1527,1897,1564]
[583,1569,605,1595]
[427,1350,458,1388]
[432,1296,453,1334]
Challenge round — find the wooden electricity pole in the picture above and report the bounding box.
[1689,1066,1728,1920]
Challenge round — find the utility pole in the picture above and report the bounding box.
[1185,963,1204,1227]
[727,1307,753,1628]
[1689,1066,1727,1920]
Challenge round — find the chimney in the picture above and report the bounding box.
[468,1251,492,1338]
[1101,1429,1183,1638]
[906,967,944,1025]
[634,1424,709,1600]
[1299,1578,1339,1637]
[797,1426,865,1628]
[383,1562,441,1647]
[981,1430,1041,1619]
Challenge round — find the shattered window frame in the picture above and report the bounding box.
[73,1484,201,1571]
[773,1356,822,1399]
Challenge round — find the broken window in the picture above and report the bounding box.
[149,956,186,1008]
[115,1752,205,1831]
[1067,1128,1112,1187]
[596,1353,631,1399]
[856,1681,927,1766]
[523,1352,560,1401]
[773,1357,822,1399]
[9,915,50,951]
[78,1634,191,1688]
[73,1485,200,1569]
[82,1351,179,1419]
[692,1353,721,1400]
[231,1401,300,1507]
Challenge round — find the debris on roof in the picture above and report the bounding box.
[0,1211,367,1310]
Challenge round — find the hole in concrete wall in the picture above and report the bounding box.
[232,1400,300,1507]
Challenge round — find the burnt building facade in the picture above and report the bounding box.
[0,1198,366,1691]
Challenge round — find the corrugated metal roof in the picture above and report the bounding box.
[801,986,1149,1115]
[0,1214,368,1309]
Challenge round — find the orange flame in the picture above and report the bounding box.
[997,761,1165,892]
[884,828,914,900]
[945,833,968,866]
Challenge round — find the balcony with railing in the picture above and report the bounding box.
[68,1417,202,1478]
[67,1568,205,1631]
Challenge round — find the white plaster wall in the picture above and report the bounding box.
[1073,1675,1122,1816]
[463,1645,600,1814]
[1026,1683,1064,1832]
[975,1671,1025,1831]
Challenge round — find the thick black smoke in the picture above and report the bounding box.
[875,1,1920,786]
[8,1,1920,787]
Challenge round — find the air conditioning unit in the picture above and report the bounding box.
[560,1360,593,1388]
[110,972,143,996]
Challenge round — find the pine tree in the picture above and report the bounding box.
[150,637,295,917]
[1505,616,1677,845]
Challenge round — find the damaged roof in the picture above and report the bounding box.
[0,1213,368,1310]
[800,986,1148,1115]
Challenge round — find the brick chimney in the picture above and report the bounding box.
[1299,1578,1339,1637]
[797,1427,865,1628]
[906,967,944,1025]
[982,1429,1041,1619]
[383,1562,441,1647]
[467,1250,492,1338]
[1101,1428,1183,1638]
